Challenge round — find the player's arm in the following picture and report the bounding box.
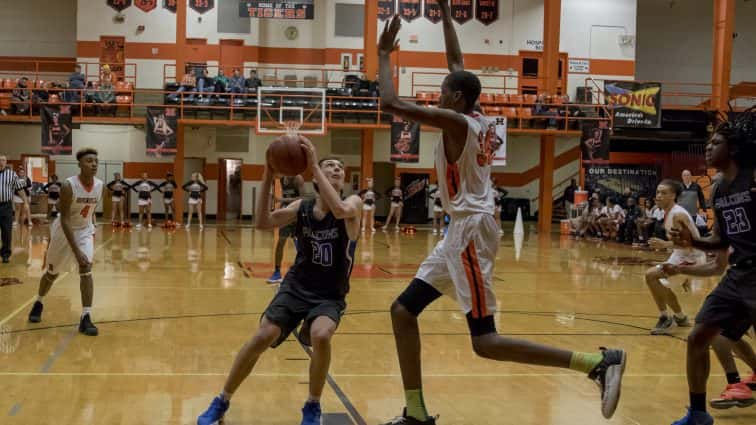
[670,186,728,250]
[198,181,208,192]
[130,181,140,192]
[438,0,464,72]
[255,166,299,229]
[181,181,191,191]
[149,181,160,192]
[58,181,89,268]
[378,16,469,161]
[301,138,362,220]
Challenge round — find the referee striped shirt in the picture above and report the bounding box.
[0,167,23,203]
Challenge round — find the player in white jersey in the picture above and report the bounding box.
[28,148,103,336]
[644,180,707,335]
[378,10,626,425]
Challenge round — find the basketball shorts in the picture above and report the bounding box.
[44,221,94,275]
[696,266,756,340]
[47,198,58,205]
[263,285,346,348]
[660,250,708,288]
[416,212,499,319]
[138,198,151,207]
[279,223,296,238]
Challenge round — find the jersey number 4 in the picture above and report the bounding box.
[311,242,333,267]
[723,207,752,235]
[80,205,91,218]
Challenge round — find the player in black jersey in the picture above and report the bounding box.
[670,108,756,425]
[197,136,362,425]
[107,173,129,227]
[267,175,305,284]
[158,172,179,227]
[43,174,62,218]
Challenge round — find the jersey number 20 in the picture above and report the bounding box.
[311,242,333,267]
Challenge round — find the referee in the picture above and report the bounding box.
[0,155,26,263]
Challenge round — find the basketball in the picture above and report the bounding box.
[266,134,308,176]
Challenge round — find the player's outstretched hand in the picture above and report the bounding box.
[378,15,401,56]
[299,136,318,171]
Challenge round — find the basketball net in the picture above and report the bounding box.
[282,121,301,136]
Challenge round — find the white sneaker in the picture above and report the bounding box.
[12,222,17,228]
[147,224,152,229]
[199,225,204,231]
[136,224,142,230]
[185,224,190,230]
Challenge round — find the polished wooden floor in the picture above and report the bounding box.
[1,221,755,425]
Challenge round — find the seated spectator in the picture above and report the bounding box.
[100,64,114,88]
[245,69,262,92]
[228,68,245,93]
[214,69,229,93]
[11,77,31,114]
[695,209,709,237]
[168,71,197,103]
[587,197,606,239]
[67,65,86,103]
[197,68,214,95]
[599,196,625,240]
[569,201,591,238]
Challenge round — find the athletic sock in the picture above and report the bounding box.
[659,310,669,318]
[404,389,429,421]
[274,267,281,273]
[674,312,686,319]
[36,295,44,303]
[82,307,92,318]
[569,352,604,374]
[726,372,741,384]
[220,391,231,402]
[690,392,707,412]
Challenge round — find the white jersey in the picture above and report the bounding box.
[665,204,706,265]
[435,112,494,218]
[57,176,103,232]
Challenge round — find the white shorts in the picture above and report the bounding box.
[433,206,444,214]
[188,197,202,206]
[416,213,499,317]
[660,250,708,288]
[44,221,94,275]
[47,198,58,205]
[164,198,174,205]
[138,198,151,207]
[13,195,23,204]
[111,196,122,203]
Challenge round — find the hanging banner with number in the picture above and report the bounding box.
[451,0,473,24]
[189,0,214,14]
[163,0,176,13]
[239,1,314,19]
[146,107,178,158]
[107,0,132,12]
[476,0,498,25]
[423,0,441,23]
[391,116,420,163]
[398,0,422,22]
[135,0,156,12]
[41,106,73,155]
[378,0,396,21]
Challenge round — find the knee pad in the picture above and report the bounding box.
[466,313,497,337]
[396,279,442,316]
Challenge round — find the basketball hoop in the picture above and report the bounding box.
[282,120,301,136]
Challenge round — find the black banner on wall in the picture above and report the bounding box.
[451,0,473,24]
[475,0,498,25]
[163,0,176,13]
[189,0,214,14]
[584,164,660,200]
[581,120,611,162]
[399,0,422,22]
[605,81,662,128]
[390,116,420,163]
[146,107,178,157]
[135,0,156,12]
[240,1,314,19]
[107,0,132,12]
[424,0,442,23]
[41,106,73,155]
[378,0,396,21]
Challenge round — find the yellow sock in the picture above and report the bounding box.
[404,389,429,421]
[569,352,603,374]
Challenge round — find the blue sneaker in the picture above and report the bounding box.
[671,408,714,425]
[266,270,283,284]
[197,396,230,425]
[301,401,321,425]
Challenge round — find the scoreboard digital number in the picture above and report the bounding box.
[239,1,315,20]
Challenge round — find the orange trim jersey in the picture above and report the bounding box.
[435,112,495,218]
[63,176,103,231]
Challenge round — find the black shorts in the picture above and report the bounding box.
[279,223,296,238]
[696,267,756,340]
[263,288,346,348]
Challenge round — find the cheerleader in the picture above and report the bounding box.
[107,173,129,227]
[43,174,62,218]
[429,185,444,235]
[183,172,208,230]
[159,172,179,226]
[131,172,159,230]
[13,167,32,228]
[384,177,404,232]
[359,177,379,233]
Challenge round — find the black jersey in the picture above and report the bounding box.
[281,177,300,208]
[160,181,178,199]
[283,198,357,301]
[713,168,756,265]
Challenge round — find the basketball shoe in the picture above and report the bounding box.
[197,396,229,425]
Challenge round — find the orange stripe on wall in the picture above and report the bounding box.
[586,59,635,77]
[78,41,178,61]
[0,57,77,73]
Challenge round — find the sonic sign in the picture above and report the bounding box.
[604,81,662,128]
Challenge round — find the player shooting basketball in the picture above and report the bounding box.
[377,6,626,424]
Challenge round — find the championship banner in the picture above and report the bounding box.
[604,81,662,128]
[163,0,177,13]
[488,116,507,166]
[146,107,178,157]
[378,0,396,21]
[107,0,132,12]
[581,120,611,162]
[135,0,156,12]
[390,116,420,163]
[424,0,441,23]
[475,0,498,25]
[189,0,214,14]
[451,0,473,24]
[399,0,422,22]
[240,1,314,19]
[41,106,73,155]
[584,164,660,200]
